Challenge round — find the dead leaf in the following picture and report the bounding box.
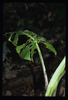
[48,12,52,18]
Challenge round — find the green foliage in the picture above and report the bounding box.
[5,30,65,96]
[45,56,66,96]
[6,30,57,62]
[5,30,57,93]
[3,3,65,96]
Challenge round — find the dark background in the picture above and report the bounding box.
[3,3,66,96]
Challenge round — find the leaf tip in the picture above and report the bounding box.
[55,51,57,55]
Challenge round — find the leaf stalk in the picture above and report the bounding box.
[35,42,48,90]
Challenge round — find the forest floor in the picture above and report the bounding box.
[2,35,65,96]
[3,3,65,96]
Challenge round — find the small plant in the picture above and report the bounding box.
[4,30,65,96]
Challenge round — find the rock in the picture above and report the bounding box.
[6,90,12,96]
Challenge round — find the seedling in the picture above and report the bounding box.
[4,30,65,96]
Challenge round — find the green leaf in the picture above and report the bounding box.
[16,39,36,61]
[16,44,25,54]
[45,56,66,96]
[6,30,57,61]
[30,42,37,62]
[7,31,24,46]
[44,41,57,55]
[19,44,31,61]
[37,36,57,55]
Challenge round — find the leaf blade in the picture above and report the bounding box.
[44,41,57,55]
[7,30,57,61]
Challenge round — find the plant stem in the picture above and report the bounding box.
[36,42,48,90]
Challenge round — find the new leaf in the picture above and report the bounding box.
[6,30,57,62]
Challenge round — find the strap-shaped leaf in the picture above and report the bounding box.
[6,30,57,61]
[45,56,66,96]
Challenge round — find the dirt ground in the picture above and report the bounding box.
[2,42,65,96]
